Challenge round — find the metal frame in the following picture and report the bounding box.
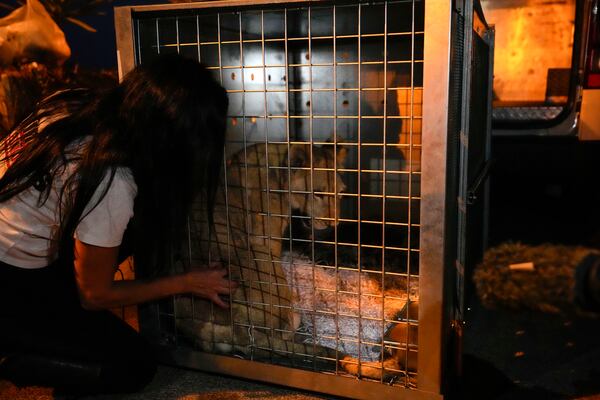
[418,0,451,393]
[114,1,492,398]
[159,348,438,400]
[481,18,495,259]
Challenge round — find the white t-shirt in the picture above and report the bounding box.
[0,138,137,269]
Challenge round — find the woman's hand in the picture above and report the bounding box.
[182,262,238,308]
[74,240,239,310]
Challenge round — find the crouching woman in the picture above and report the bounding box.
[0,54,232,395]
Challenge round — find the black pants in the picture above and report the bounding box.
[0,260,157,394]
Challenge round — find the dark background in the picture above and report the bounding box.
[461,136,600,399]
[489,136,600,249]
[62,0,150,69]
[0,0,160,69]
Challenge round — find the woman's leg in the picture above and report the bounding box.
[0,262,157,394]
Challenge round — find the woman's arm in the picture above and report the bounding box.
[73,239,235,310]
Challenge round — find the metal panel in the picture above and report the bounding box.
[419,0,452,393]
[159,349,442,400]
[483,27,495,252]
[461,23,494,312]
[114,7,135,80]
[579,89,600,140]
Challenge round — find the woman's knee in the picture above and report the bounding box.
[96,323,158,393]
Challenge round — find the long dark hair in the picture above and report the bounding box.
[0,54,228,274]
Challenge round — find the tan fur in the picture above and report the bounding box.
[176,143,347,358]
[385,319,418,373]
[340,356,402,380]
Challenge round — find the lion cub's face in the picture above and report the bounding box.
[287,144,347,231]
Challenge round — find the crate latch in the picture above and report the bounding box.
[466,159,494,205]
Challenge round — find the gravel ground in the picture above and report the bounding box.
[0,365,333,400]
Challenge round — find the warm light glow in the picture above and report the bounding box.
[111,257,139,331]
[481,0,575,103]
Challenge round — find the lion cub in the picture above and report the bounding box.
[176,142,347,359]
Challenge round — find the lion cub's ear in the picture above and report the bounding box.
[288,144,309,168]
[323,143,348,168]
[335,146,348,168]
[324,137,348,168]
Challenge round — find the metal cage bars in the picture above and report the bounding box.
[143,1,420,385]
[135,0,422,377]
[111,0,490,397]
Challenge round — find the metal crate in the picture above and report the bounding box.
[114,1,494,398]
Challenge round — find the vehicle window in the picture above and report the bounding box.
[481,0,577,124]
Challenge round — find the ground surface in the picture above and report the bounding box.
[0,366,331,400]
[462,297,600,399]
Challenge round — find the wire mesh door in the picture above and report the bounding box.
[114,0,492,397]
